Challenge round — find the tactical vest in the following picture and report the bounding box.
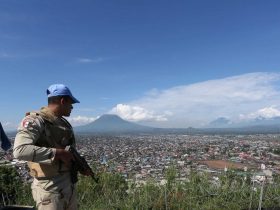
[27,110,76,178]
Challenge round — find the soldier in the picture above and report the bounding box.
[13,84,88,210]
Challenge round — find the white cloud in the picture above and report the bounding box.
[0,52,14,58]
[77,57,104,63]
[1,122,17,131]
[116,72,280,127]
[2,122,12,126]
[110,104,168,122]
[67,115,98,126]
[240,106,280,120]
[100,97,110,100]
[0,50,51,59]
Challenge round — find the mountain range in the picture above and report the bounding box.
[75,114,280,134]
[209,116,280,128]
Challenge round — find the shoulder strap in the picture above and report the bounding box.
[61,117,73,129]
[61,117,76,146]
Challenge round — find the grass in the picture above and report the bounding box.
[1,165,280,209]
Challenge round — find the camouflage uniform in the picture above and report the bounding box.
[13,106,78,210]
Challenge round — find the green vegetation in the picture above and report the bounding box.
[0,166,33,206]
[1,165,280,209]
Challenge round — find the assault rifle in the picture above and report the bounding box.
[65,145,99,183]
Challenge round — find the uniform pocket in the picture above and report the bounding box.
[33,185,60,207]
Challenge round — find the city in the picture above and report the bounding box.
[2,133,280,184]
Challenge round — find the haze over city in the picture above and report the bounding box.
[1,0,280,130]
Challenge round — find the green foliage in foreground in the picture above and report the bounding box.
[1,165,280,209]
[0,166,33,206]
[77,168,280,210]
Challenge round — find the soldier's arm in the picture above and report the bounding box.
[13,116,55,164]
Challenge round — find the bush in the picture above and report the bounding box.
[77,172,128,210]
[0,166,33,207]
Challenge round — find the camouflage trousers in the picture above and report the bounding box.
[31,179,78,210]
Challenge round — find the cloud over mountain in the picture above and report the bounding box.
[110,72,280,127]
[239,106,280,120]
[109,104,168,122]
[67,115,98,126]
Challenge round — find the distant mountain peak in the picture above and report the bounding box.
[75,114,154,133]
[208,117,232,128]
[97,114,124,121]
[99,114,121,118]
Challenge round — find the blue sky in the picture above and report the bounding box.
[1,0,280,130]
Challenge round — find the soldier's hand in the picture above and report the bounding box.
[54,148,74,167]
